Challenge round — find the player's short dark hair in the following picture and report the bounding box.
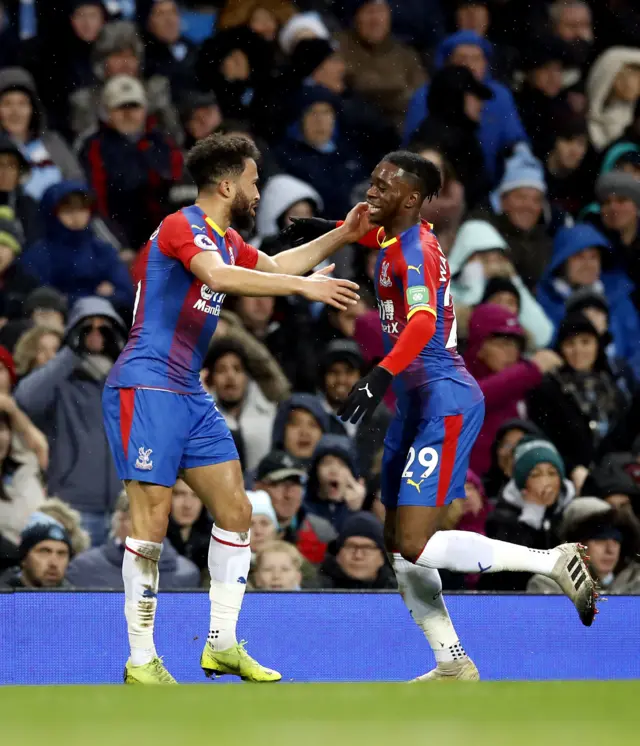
[382,150,441,202]
[185,133,260,191]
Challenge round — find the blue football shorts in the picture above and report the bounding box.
[102,386,238,486]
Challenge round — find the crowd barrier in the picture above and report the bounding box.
[1,590,638,684]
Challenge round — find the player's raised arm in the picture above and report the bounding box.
[190,251,359,311]
[256,202,373,276]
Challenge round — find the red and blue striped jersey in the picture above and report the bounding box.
[373,220,476,399]
[108,205,258,394]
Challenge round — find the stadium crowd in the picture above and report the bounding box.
[1,0,640,595]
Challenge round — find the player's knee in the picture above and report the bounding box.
[216,494,252,533]
[397,532,432,564]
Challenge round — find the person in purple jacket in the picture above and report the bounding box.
[463,303,563,477]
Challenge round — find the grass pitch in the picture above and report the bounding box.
[2,681,637,746]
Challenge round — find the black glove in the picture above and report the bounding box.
[337,366,393,425]
[279,217,338,247]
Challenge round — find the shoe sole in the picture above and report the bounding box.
[567,544,599,627]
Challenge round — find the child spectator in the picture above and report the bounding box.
[252,540,308,591]
[20,181,134,311]
[247,489,278,556]
[482,436,575,590]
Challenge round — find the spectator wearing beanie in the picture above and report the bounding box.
[247,489,278,556]
[473,144,553,289]
[584,455,640,511]
[537,223,640,377]
[528,497,640,594]
[0,213,39,322]
[336,0,426,132]
[404,29,528,185]
[0,133,43,245]
[317,511,396,590]
[0,515,73,589]
[481,436,574,590]
[463,304,561,476]
[201,338,276,473]
[528,313,627,485]
[592,171,640,300]
[278,12,330,56]
[0,68,84,201]
[20,181,134,311]
[448,218,554,347]
[298,435,365,564]
[25,286,67,330]
[178,90,222,153]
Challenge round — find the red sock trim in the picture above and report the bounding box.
[125,543,159,562]
[211,533,250,548]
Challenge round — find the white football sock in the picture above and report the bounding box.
[122,537,162,667]
[414,530,559,575]
[207,524,251,651]
[393,554,466,664]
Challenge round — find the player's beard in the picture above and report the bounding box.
[230,190,255,233]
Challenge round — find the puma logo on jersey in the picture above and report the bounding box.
[406,478,424,493]
[359,383,373,398]
[191,224,206,231]
[408,264,422,273]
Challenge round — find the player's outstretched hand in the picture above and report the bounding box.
[337,366,393,425]
[301,265,359,310]
[341,202,373,242]
[280,217,338,247]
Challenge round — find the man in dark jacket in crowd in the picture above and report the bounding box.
[78,74,183,249]
[14,297,127,547]
[254,449,307,545]
[0,516,73,589]
[318,339,390,476]
[137,0,195,96]
[317,511,396,589]
[67,489,200,588]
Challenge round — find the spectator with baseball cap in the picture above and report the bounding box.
[77,74,183,249]
[254,449,306,544]
[0,515,73,589]
[317,339,391,475]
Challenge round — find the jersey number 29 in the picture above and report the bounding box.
[402,446,439,479]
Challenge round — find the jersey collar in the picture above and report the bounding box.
[376,220,433,249]
[204,216,225,237]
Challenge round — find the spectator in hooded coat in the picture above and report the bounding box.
[78,76,183,250]
[586,47,640,151]
[483,418,544,499]
[464,304,562,477]
[536,223,640,377]
[527,313,627,480]
[528,497,640,594]
[0,67,84,201]
[448,219,554,348]
[410,66,493,210]
[482,436,575,590]
[403,30,528,184]
[271,394,330,468]
[20,181,133,311]
[275,86,367,220]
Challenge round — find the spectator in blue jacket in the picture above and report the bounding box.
[537,223,640,378]
[20,181,133,311]
[275,86,366,220]
[403,30,528,185]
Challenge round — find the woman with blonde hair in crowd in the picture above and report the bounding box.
[13,325,63,378]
